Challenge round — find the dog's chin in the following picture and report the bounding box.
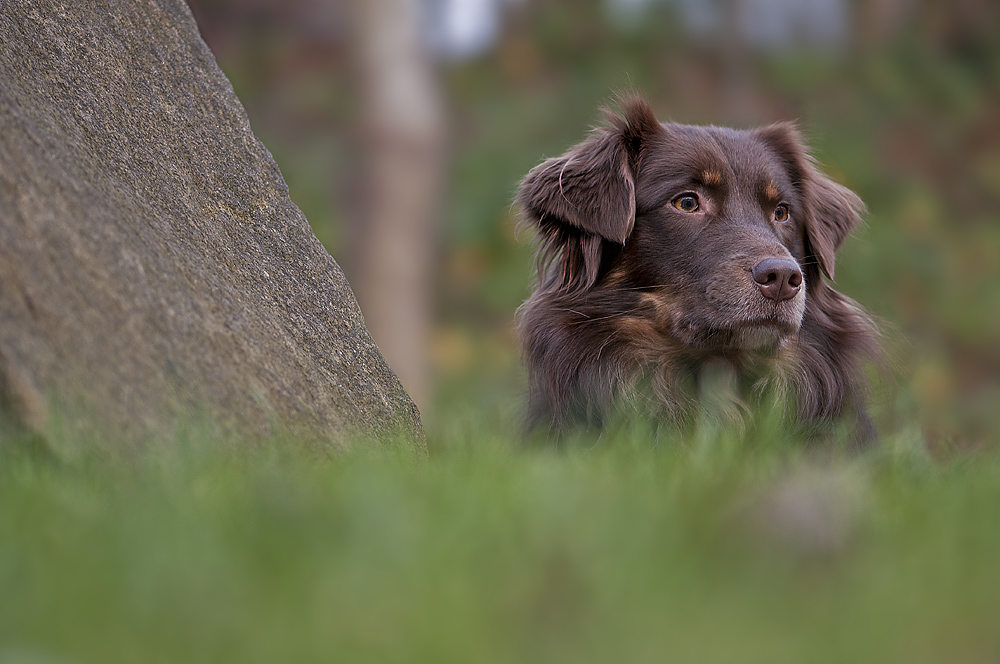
[675,316,801,352]
[732,323,793,350]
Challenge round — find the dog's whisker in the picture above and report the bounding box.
[551,306,648,325]
[596,284,673,292]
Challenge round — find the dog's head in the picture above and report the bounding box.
[518,96,864,354]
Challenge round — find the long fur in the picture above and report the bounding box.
[516,95,880,445]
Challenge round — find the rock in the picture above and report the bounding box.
[0,0,423,452]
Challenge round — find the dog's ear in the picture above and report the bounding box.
[801,169,866,281]
[757,123,865,281]
[518,96,662,290]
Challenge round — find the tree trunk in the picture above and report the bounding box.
[348,0,445,414]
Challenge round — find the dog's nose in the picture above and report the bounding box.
[752,257,803,302]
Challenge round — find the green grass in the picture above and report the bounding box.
[2,408,1000,664]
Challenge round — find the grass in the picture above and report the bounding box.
[2,402,1000,664]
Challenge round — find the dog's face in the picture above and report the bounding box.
[519,97,864,357]
[626,124,808,351]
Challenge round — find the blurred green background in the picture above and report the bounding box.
[184,0,1000,448]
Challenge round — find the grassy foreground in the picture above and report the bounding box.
[1,412,999,664]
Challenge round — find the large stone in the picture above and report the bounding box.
[0,0,423,451]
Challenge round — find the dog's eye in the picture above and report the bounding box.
[672,194,700,213]
[773,204,790,223]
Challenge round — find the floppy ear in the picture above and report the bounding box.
[757,123,865,281]
[801,169,866,281]
[518,96,662,291]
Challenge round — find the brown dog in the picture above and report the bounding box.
[517,96,880,445]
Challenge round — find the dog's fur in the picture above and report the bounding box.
[516,96,880,445]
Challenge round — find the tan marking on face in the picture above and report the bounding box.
[615,316,664,360]
[638,291,664,312]
[701,169,723,186]
[638,291,677,323]
[601,266,628,288]
[764,181,780,201]
[617,316,658,340]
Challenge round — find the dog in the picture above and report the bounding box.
[516,96,880,446]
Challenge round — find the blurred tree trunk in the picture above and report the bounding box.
[855,0,910,48]
[720,0,755,125]
[348,0,445,413]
